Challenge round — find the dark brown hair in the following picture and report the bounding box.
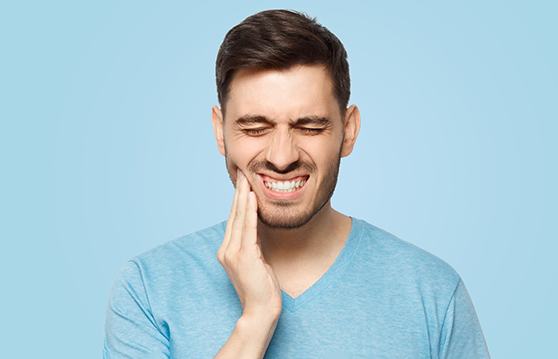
[215,9,350,117]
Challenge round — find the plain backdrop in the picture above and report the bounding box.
[1,1,556,358]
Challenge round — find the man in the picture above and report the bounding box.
[104,9,490,358]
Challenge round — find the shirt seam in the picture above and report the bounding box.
[437,276,462,357]
[129,259,170,341]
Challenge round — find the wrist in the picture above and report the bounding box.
[243,306,281,322]
[237,311,279,341]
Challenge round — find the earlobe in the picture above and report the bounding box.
[211,106,226,156]
[340,104,361,158]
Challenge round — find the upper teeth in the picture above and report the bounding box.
[264,178,307,192]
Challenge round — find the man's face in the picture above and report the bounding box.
[212,64,358,229]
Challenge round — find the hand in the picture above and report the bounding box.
[217,169,282,319]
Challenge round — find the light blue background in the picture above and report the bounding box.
[1,1,556,358]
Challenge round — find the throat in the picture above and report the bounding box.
[261,213,353,299]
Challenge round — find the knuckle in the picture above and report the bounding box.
[216,250,224,264]
[223,252,236,266]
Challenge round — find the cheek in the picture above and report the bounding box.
[303,137,342,163]
[225,142,264,191]
[225,138,262,170]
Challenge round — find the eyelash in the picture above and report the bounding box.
[244,128,323,136]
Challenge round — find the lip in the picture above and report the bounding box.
[258,173,309,182]
[257,174,309,201]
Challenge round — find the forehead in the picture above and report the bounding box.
[225,64,338,121]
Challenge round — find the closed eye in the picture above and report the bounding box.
[299,128,324,135]
[242,127,325,136]
[243,128,269,136]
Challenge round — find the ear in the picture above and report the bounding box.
[340,104,361,157]
[211,105,226,156]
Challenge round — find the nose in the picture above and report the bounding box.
[265,127,300,172]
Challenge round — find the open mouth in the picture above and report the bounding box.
[257,174,310,198]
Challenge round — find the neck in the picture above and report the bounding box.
[257,201,351,264]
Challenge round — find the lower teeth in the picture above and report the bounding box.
[267,182,306,193]
[272,188,297,193]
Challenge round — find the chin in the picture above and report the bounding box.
[258,211,314,229]
[256,199,328,229]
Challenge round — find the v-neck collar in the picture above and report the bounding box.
[280,216,364,313]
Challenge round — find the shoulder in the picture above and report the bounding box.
[107,220,229,318]
[123,220,227,279]
[353,217,462,296]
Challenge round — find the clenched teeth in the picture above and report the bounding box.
[264,178,307,192]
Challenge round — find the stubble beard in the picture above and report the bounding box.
[224,146,343,229]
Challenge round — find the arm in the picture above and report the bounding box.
[103,260,170,359]
[214,312,279,359]
[214,169,283,358]
[439,278,491,359]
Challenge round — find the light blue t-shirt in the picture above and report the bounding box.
[103,217,490,358]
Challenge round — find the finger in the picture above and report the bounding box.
[228,169,248,254]
[221,169,241,251]
[241,191,259,253]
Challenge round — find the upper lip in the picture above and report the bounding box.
[257,173,309,182]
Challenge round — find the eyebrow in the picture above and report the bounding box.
[235,115,332,127]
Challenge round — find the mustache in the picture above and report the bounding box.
[250,160,313,175]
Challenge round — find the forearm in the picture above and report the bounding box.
[214,313,279,359]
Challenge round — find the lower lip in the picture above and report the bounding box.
[257,174,308,201]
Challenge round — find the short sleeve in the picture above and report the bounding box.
[103,260,170,358]
[438,278,491,359]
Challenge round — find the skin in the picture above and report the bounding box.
[212,64,360,358]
